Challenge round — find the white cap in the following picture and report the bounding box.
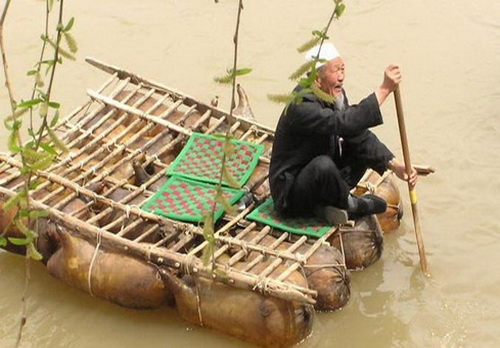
[305,43,340,68]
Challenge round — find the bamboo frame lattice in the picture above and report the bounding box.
[0,58,350,305]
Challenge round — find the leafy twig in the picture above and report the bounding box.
[0,0,16,112]
[268,0,346,108]
[203,0,246,270]
[1,0,76,345]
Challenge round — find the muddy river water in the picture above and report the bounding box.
[1,0,500,347]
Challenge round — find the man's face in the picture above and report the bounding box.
[316,57,345,97]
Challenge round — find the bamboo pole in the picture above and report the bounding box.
[242,232,290,273]
[85,57,276,136]
[394,87,429,275]
[88,89,192,136]
[59,77,131,144]
[212,222,257,260]
[58,76,129,141]
[257,236,307,278]
[133,223,161,243]
[240,126,257,141]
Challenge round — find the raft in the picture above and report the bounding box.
[0,58,403,347]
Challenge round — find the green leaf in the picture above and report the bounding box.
[41,60,54,74]
[64,17,75,32]
[28,178,43,190]
[289,88,313,108]
[36,89,47,101]
[47,125,69,153]
[298,71,316,88]
[3,192,21,212]
[8,128,22,154]
[50,110,60,127]
[29,209,50,219]
[27,69,38,76]
[48,101,60,109]
[24,140,35,150]
[29,153,55,171]
[0,236,7,247]
[3,119,13,130]
[211,133,231,140]
[234,68,252,77]
[312,30,329,40]
[18,209,30,218]
[40,142,58,156]
[17,98,42,109]
[27,242,43,261]
[23,148,50,162]
[335,3,346,18]
[14,220,37,239]
[8,237,31,246]
[214,67,252,84]
[201,212,215,266]
[20,166,33,175]
[11,119,22,130]
[4,108,29,124]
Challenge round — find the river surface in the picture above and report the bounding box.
[1,0,500,347]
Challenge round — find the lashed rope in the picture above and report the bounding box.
[87,228,103,297]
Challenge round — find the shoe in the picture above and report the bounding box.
[348,194,387,217]
[314,205,348,226]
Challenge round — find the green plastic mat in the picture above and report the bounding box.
[246,198,332,238]
[141,176,245,223]
[167,132,265,187]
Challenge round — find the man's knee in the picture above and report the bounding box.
[311,155,339,177]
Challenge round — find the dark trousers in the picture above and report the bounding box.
[284,155,368,217]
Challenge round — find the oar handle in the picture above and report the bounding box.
[393,87,429,275]
[394,88,413,179]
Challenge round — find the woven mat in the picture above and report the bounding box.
[141,176,244,223]
[167,132,264,187]
[246,198,332,238]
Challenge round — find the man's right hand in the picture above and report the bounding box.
[375,64,402,106]
[382,64,402,91]
[388,157,418,188]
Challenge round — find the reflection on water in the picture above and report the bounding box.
[1,0,500,346]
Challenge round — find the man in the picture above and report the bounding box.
[269,43,417,224]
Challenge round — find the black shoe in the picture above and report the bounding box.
[348,194,387,218]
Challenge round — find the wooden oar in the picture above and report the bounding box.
[394,87,429,275]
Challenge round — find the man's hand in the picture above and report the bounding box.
[375,64,402,106]
[388,158,417,188]
[382,65,402,92]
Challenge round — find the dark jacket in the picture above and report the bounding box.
[269,86,394,212]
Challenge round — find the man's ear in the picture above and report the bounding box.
[315,75,322,89]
